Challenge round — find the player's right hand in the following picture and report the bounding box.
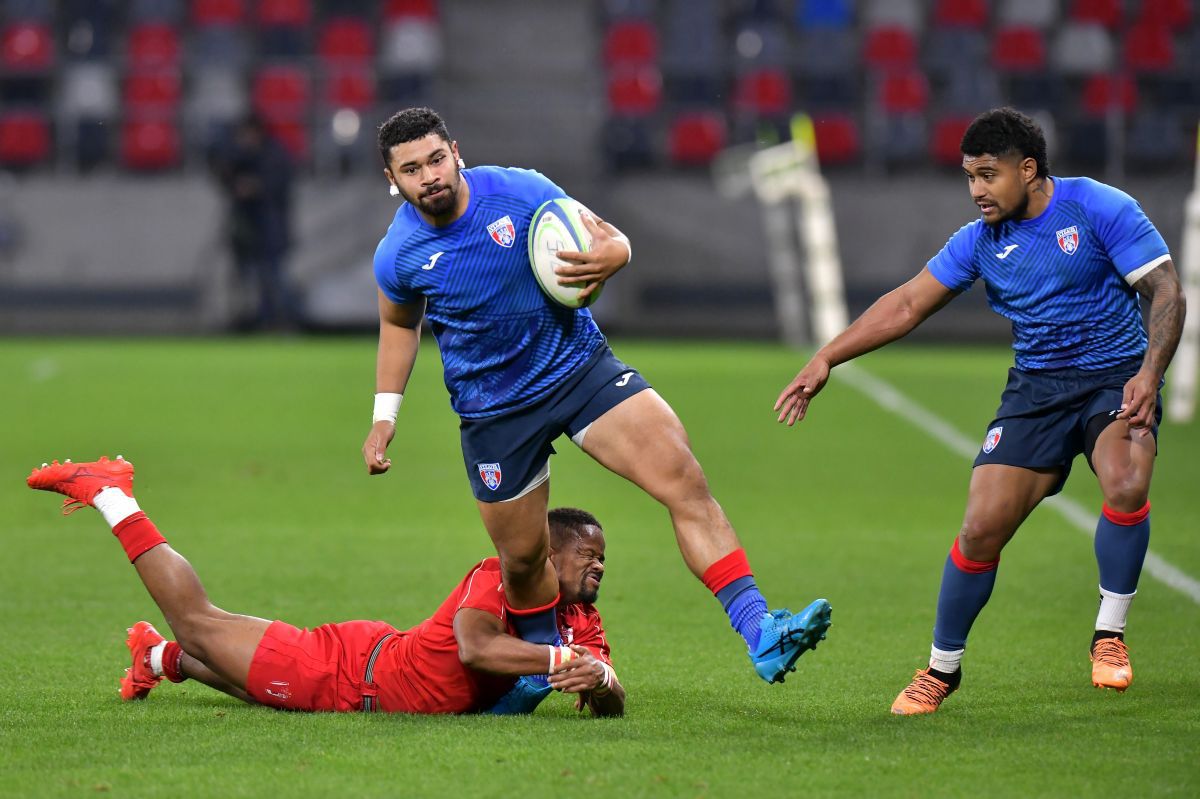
[774,355,831,426]
[362,421,396,474]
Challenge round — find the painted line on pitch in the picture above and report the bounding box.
[834,363,1200,605]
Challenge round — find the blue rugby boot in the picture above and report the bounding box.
[750,599,832,683]
[486,675,553,715]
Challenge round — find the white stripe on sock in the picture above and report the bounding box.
[1096,586,1136,634]
[148,641,167,677]
[929,645,964,674]
[94,487,141,528]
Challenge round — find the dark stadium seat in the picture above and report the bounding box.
[3,0,53,21]
[602,116,654,170]
[879,70,929,114]
[939,67,1003,113]
[317,18,374,65]
[1127,109,1187,170]
[863,26,918,71]
[667,110,726,166]
[811,112,862,166]
[255,0,311,27]
[130,0,184,24]
[190,25,251,68]
[930,114,974,166]
[925,28,989,78]
[0,21,54,71]
[1138,0,1192,26]
[191,0,245,26]
[1081,73,1138,116]
[991,26,1047,72]
[265,118,307,160]
[120,118,180,170]
[252,65,310,119]
[124,70,182,112]
[323,68,374,110]
[733,67,791,117]
[1066,0,1124,28]
[382,0,438,21]
[603,19,658,68]
[126,23,182,69]
[931,0,988,29]
[0,110,51,167]
[607,66,663,116]
[1123,22,1177,73]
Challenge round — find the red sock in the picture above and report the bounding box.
[701,548,753,595]
[161,641,186,683]
[112,512,167,563]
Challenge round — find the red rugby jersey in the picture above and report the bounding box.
[372,557,611,714]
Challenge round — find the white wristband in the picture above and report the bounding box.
[614,234,632,266]
[372,392,403,424]
[594,661,615,696]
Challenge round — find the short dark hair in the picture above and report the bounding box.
[378,107,451,166]
[961,107,1049,177]
[548,507,602,549]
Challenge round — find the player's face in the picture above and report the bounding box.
[553,527,606,605]
[384,134,464,222]
[963,153,1034,226]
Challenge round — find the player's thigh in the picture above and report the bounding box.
[1091,419,1156,510]
[960,464,1061,556]
[579,389,705,501]
[191,613,273,690]
[476,478,551,562]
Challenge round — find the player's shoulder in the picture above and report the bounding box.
[1056,175,1138,215]
[943,216,988,254]
[466,165,564,199]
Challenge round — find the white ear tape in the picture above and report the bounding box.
[389,184,400,197]
[457,158,466,169]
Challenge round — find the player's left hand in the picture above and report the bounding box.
[554,212,630,302]
[547,644,608,695]
[1116,369,1159,436]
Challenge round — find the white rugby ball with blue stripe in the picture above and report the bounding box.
[528,198,604,309]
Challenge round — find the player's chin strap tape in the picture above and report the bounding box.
[361,633,394,712]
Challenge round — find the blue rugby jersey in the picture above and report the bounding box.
[928,176,1170,371]
[373,166,606,418]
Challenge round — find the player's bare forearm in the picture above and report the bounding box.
[1134,260,1186,381]
[453,609,562,676]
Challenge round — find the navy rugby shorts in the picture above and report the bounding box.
[972,357,1161,496]
[459,346,651,502]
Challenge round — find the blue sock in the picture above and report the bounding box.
[1094,504,1150,594]
[509,607,562,646]
[716,575,768,650]
[932,543,998,653]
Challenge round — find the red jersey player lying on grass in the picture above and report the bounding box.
[27,456,624,717]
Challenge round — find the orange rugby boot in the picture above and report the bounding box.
[26,456,134,514]
[891,667,959,715]
[120,621,165,701]
[1091,637,1133,691]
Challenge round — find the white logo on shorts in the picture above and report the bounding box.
[982,426,1003,454]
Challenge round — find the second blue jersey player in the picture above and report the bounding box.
[774,107,1186,714]
[362,107,832,687]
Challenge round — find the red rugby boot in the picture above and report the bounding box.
[120,621,164,701]
[26,456,134,514]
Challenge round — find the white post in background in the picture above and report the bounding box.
[1168,126,1200,424]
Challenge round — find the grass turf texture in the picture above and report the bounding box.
[3,338,1198,798]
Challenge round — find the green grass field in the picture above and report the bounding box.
[3,338,1197,798]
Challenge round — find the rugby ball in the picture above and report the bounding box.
[528,198,604,309]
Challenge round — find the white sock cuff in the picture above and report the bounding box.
[1099,586,1137,600]
[929,645,965,673]
[94,487,141,528]
[148,641,167,677]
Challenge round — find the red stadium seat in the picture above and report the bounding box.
[1067,0,1124,28]
[733,68,791,116]
[0,111,51,166]
[0,22,54,71]
[383,0,438,20]
[607,66,662,116]
[930,114,974,166]
[667,111,727,166]
[1123,22,1177,72]
[1081,73,1138,116]
[879,70,929,113]
[603,20,657,67]
[124,71,182,111]
[253,65,311,119]
[256,0,312,27]
[192,0,246,26]
[317,18,374,63]
[811,113,861,165]
[991,26,1047,71]
[324,69,374,109]
[1138,0,1192,26]
[931,0,988,29]
[266,118,308,160]
[127,23,182,69]
[863,26,917,71]
[121,119,181,170]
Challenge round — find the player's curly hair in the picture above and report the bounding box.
[549,507,602,548]
[961,107,1050,178]
[378,107,451,166]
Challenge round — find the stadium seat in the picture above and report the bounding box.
[603,19,657,67]
[382,0,438,21]
[0,110,51,167]
[796,27,857,77]
[794,0,853,30]
[58,63,119,119]
[1138,0,1192,26]
[192,0,245,26]
[253,65,310,119]
[130,0,183,23]
[930,114,974,166]
[1007,74,1060,111]
[1127,110,1186,169]
[185,67,246,134]
[801,74,860,111]
[602,116,654,171]
[1052,23,1115,76]
[811,112,861,166]
[0,22,54,71]
[925,28,989,77]
[731,20,790,72]
[190,25,251,68]
[1123,22,1176,73]
[121,118,180,170]
[379,19,441,74]
[879,70,929,114]
[256,0,311,27]
[661,0,722,78]
[124,70,183,112]
[3,0,53,21]
[939,67,1003,113]
[1066,0,1123,28]
[996,0,1060,29]
[877,113,928,168]
[1062,118,1108,166]
[317,18,374,64]
[862,0,923,32]
[601,0,655,21]
[863,26,918,71]
[1081,73,1138,116]
[667,110,726,166]
[126,23,182,69]
[607,66,663,116]
[323,68,374,110]
[931,0,988,29]
[991,26,1047,72]
[265,118,307,161]
[733,68,791,117]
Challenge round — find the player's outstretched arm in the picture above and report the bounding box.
[1120,259,1186,432]
[553,211,632,302]
[362,291,425,475]
[775,267,957,425]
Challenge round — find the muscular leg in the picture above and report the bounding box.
[179,652,254,703]
[475,479,558,611]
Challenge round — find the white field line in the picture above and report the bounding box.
[833,363,1200,605]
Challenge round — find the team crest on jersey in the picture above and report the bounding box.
[478,462,502,490]
[982,426,1003,454]
[1056,226,1080,255]
[486,216,516,248]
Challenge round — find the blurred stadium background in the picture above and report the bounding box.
[0,0,1196,342]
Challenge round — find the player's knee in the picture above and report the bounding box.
[498,546,550,583]
[169,607,225,661]
[1102,474,1150,513]
[957,520,1008,561]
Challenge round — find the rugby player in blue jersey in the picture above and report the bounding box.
[362,107,831,699]
[775,107,1185,714]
